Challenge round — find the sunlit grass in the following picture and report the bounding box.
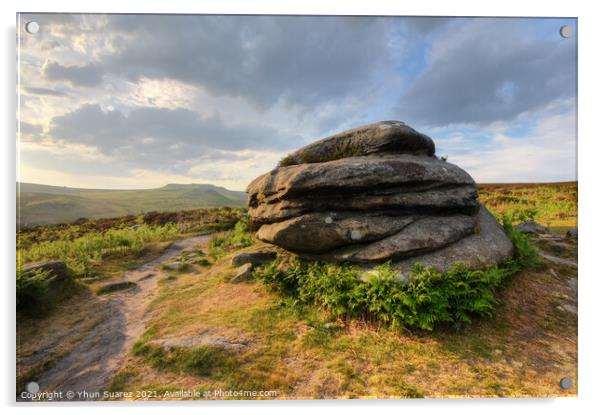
[18,224,179,276]
[479,182,577,229]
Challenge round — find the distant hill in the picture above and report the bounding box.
[17,182,247,227]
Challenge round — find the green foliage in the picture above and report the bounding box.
[479,182,577,228]
[256,226,539,331]
[502,216,540,269]
[17,267,78,315]
[182,346,225,376]
[297,261,363,317]
[395,381,425,398]
[197,258,211,267]
[108,371,136,392]
[19,224,179,277]
[16,268,51,313]
[208,217,254,259]
[278,140,364,167]
[160,261,191,273]
[301,321,343,347]
[132,341,232,377]
[17,207,246,251]
[278,154,297,167]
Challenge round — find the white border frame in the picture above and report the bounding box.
[3,1,600,414]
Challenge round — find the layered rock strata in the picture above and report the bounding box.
[246,121,513,272]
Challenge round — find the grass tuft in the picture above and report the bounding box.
[132,341,234,378]
[208,217,254,260]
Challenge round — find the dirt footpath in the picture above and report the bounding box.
[26,234,210,401]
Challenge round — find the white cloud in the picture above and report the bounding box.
[19,140,113,162]
[451,111,576,183]
[120,77,197,110]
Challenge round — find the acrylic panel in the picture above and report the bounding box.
[16,13,577,401]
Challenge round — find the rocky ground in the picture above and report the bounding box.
[16,225,577,400]
[16,234,211,401]
[95,228,576,399]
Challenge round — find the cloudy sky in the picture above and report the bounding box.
[17,14,577,190]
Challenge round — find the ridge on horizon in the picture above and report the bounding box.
[17,181,244,192]
[17,181,247,227]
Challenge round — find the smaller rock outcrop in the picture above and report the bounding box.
[150,331,250,352]
[231,249,277,267]
[21,260,68,279]
[516,221,550,235]
[161,261,187,272]
[97,281,137,295]
[20,260,71,290]
[230,263,254,283]
[566,228,578,239]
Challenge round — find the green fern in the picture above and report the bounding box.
[255,222,538,331]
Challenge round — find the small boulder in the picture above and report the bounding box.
[194,258,212,266]
[516,221,550,235]
[162,261,186,271]
[231,249,277,267]
[276,258,292,273]
[20,261,70,290]
[150,333,250,352]
[21,260,68,279]
[137,273,156,282]
[97,281,137,295]
[561,304,577,315]
[566,227,578,239]
[230,263,254,283]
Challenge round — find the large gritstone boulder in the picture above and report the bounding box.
[246,121,513,272]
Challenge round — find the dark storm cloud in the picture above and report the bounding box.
[46,104,302,171]
[396,18,577,127]
[101,15,394,109]
[44,62,103,87]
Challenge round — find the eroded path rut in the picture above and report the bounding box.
[32,234,211,400]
